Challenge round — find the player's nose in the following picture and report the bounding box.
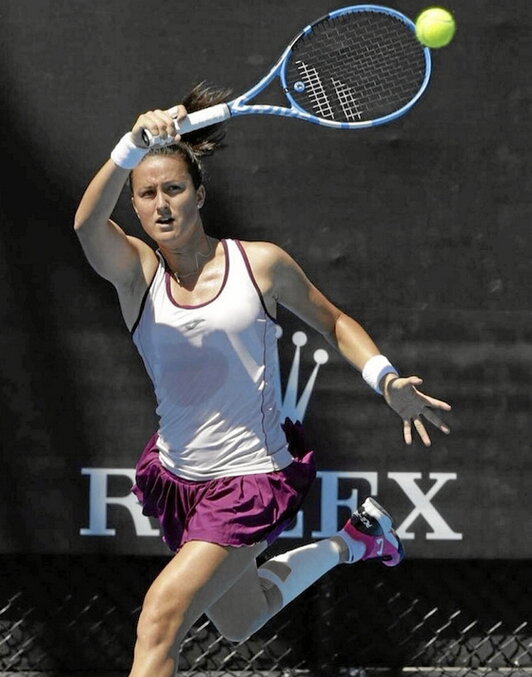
[155,190,170,210]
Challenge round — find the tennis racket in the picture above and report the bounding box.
[142,4,431,146]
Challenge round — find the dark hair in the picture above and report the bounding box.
[130,82,232,191]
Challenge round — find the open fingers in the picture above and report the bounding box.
[403,410,449,447]
[422,407,451,434]
[403,419,413,446]
[403,418,431,446]
[419,394,452,411]
[413,417,431,446]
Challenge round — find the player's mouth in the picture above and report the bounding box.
[156,216,174,228]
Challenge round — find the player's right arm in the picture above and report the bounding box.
[74,106,184,290]
[73,159,152,289]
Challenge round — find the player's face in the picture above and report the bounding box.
[130,155,205,243]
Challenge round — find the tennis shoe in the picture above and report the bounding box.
[342,497,404,567]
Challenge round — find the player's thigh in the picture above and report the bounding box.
[143,540,263,622]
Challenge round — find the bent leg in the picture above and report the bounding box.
[129,540,262,677]
[208,497,404,641]
[206,555,272,642]
[207,536,352,641]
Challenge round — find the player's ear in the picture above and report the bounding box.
[196,185,206,209]
[131,195,140,219]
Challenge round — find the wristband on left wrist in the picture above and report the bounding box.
[362,354,399,395]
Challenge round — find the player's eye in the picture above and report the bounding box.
[166,184,184,194]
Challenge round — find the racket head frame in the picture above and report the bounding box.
[143,3,432,145]
[228,4,432,129]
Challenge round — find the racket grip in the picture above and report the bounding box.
[141,104,231,147]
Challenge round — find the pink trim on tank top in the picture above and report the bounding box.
[163,239,230,309]
[130,265,159,336]
[235,240,277,323]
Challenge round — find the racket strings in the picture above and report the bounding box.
[285,10,427,123]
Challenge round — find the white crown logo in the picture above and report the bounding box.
[275,328,329,422]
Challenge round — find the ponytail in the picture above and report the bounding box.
[137,81,233,189]
[180,81,232,156]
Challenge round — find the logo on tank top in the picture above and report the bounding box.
[181,318,206,332]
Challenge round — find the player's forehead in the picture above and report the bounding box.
[134,154,192,185]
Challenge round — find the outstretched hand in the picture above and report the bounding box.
[383,375,451,447]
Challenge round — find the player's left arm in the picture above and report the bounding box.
[250,241,451,446]
[267,244,382,370]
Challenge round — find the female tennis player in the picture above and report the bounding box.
[74,84,451,677]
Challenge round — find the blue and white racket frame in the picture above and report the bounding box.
[229,4,432,130]
[145,4,432,144]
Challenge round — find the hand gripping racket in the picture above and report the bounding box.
[142,4,431,146]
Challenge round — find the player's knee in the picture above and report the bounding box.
[136,586,187,649]
[216,621,253,643]
[211,614,260,643]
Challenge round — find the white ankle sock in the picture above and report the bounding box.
[336,529,367,564]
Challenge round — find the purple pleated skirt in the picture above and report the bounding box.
[131,418,316,553]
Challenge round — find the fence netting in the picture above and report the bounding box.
[0,554,530,676]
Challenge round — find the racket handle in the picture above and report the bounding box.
[141,103,231,147]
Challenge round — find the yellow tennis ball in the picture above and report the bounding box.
[415,7,456,48]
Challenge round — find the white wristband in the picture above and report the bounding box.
[110,132,149,169]
[362,355,398,394]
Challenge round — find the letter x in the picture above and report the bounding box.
[388,472,463,540]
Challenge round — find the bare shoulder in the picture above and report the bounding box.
[238,239,295,273]
[237,239,311,315]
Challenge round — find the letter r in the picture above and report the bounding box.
[80,468,159,537]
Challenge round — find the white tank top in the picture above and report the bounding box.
[131,239,293,480]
